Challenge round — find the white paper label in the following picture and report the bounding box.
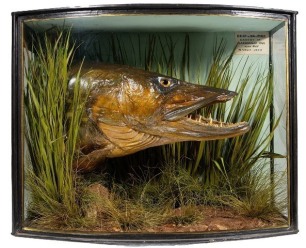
[235,32,269,55]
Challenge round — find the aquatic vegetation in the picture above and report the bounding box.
[24,30,287,231]
[77,165,207,231]
[217,164,287,223]
[24,31,87,227]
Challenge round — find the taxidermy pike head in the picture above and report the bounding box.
[68,63,250,171]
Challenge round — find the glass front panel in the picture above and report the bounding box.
[21,12,290,235]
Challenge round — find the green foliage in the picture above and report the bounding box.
[200,58,278,186]
[158,40,279,189]
[24,30,287,231]
[217,164,287,222]
[81,165,205,231]
[24,31,87,226]
[165,205,202,226]
[132,164,204,208]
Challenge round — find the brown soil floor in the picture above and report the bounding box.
[148,206,287,233]
[85,206,287,233]
[27,205,287,233]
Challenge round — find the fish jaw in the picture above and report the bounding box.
[151,117,250,142]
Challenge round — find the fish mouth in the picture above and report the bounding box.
[161,89,250,140]
[184,114,247,129]
[164,90,237,121]
[167,112,250,140]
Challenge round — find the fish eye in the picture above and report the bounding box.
[159,77,173,87]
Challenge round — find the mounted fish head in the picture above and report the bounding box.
[151,81,250,141]
[70,63,250,171]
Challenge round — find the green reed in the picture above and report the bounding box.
[23,30,286,230]
[24,31,87,226]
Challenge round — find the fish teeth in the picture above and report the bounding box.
[185,113,238,128]
[209,113,212,125]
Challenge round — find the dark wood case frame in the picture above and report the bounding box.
[11,4,298,245]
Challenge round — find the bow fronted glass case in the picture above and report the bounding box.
[12,4,298,244]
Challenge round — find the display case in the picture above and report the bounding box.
[12,4,298,244]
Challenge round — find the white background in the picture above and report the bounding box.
[1,0,304,247]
